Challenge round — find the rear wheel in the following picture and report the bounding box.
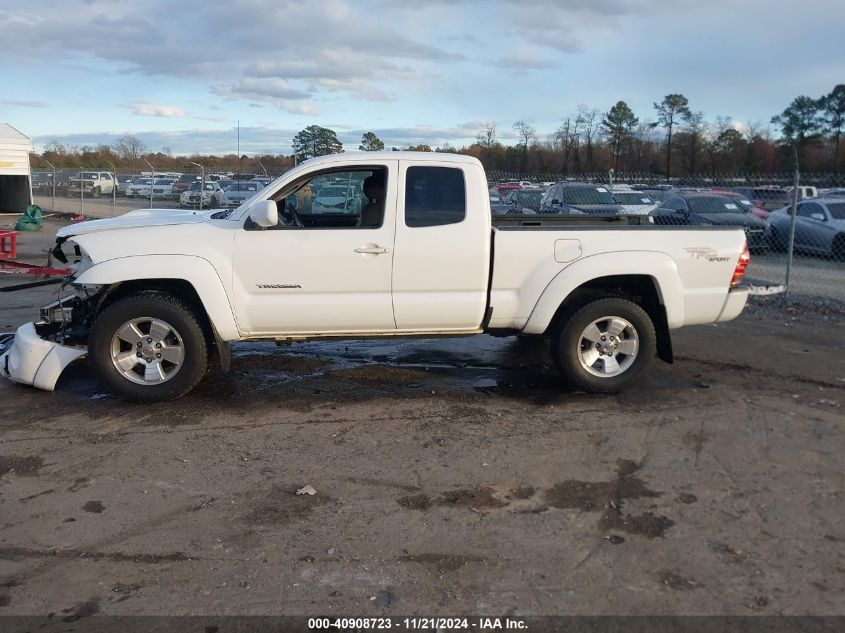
[551,298,656,393]
[88,293,208,401]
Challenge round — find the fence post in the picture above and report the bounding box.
[107,160,117,217]
[143,159,154,208]
[783,149,800,304]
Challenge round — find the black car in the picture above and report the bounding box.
[651,194,770,251]
[505,188,545,214]
[539,182,622,215]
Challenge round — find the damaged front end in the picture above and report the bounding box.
[1,237,103,391]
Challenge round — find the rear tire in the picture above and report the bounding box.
[551,298,656,393]
[88,292,208,401]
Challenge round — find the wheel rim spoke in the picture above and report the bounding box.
[582,323,603,343]
[148,319,172,343]
[116,322,143,345]
[607,318,628,337]
[603,355,621,375]
[144,362,166,382]
[617,339,638,356]
[113,351,139,373]
[159,344,184,364]
[581,348,601,367]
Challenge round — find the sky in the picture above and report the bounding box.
[1,0,843,156]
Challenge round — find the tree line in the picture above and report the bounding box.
[32,84,844,177]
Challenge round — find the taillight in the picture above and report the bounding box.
[731,242,750,287]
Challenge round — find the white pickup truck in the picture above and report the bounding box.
[1,152,750,401]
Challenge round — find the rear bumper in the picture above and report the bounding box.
[716,286,749,323]
[0,323,86,391]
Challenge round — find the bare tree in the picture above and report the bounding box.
[477,122,497,161]
[577,105,601,171]
[513,120,536,172]
[112,135,147,163]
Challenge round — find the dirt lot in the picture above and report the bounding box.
[0,219,843,617]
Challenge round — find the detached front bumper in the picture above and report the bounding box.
[0,323,86,391]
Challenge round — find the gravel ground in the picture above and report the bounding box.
[0,219,843,618]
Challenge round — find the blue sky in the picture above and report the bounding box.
[1,0,843,155]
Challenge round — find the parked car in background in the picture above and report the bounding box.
[820,188,845,198]
[611,189,659,215]
[180,182,223,209]
[710,190,760,217]
[540,183,622,214]
[310,182,362,214]
[767,198,845,259]
[505,188,545,214]
[220,181,265,209]
[730,186,791,215]
[652,193,770,251]
[784,185,818,201]
[495,183,522,198]
[31,172,52,195]
[67,171,115,198]
[489,190,510,215]
[152,178,178,200]
[127,177,151,198]
[172,174,201,198]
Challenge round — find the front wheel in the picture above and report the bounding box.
[551,298,656,393]
[88,292,208,401]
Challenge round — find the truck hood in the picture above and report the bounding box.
[56,208,214,238]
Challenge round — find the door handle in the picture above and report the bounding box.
[354,246,390,254]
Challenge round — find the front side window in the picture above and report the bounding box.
[405,166,466,228]
[269,168,387,229]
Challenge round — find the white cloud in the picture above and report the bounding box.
[126,102,187,117]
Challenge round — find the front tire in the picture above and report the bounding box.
[551,298,656,393]
[88,292,208,401]
[832,234,845,261]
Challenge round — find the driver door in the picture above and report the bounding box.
[232,163,398,336]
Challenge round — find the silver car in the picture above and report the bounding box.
[768,198,845,259]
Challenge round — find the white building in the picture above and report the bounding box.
[0,123,33,213]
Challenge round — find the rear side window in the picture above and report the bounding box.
[405,166,466,227]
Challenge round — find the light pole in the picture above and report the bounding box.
[143,158,154,208]
[106,160,117,217]
[189,161,205,211]
[257,160,268,177]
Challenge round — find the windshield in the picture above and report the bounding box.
[563,186,616,205]
[153,179,171,185]
[614,193,654,204]
[828,203,845,220]
[688,197,748,214]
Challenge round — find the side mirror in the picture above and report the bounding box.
[810,212,826,222]
[249,200,278,227]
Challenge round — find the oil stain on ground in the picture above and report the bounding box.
[397,486,509,512]
[399,553,485,574]
[544,459,674,538]
[242,484,329,526]
[0,455,43,476]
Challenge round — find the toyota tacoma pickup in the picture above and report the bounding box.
[1,152,750,401]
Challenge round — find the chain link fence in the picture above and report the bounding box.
[28,165,845,306]
[488,170,845,305]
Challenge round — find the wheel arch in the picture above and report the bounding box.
[73,255,239,354]
[534,271,675,364]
